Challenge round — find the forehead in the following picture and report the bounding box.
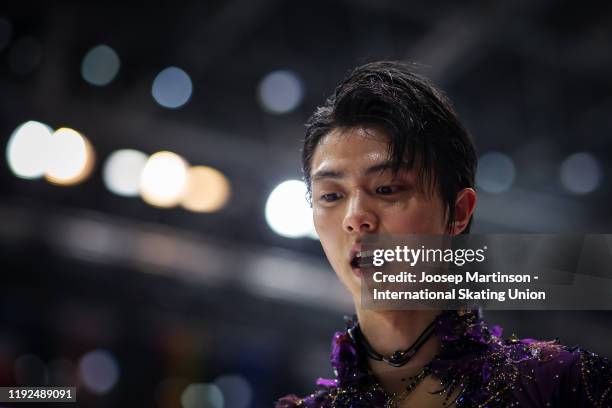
[309,126,438,196]
[311,126,391,172]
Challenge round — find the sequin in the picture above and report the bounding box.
[276,310,612,408]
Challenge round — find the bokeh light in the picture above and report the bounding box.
[181,166,231,212]
[103,149,148,197]
[45,127,95,185]
[6,120,53,179]
[152,67,193,109]
[8,36,42,75]
[257,69,304,114]
[180,383,224,408]
[265,180,315,238]
[214,375,252,408]
[476,151,516,193]
[78,349,120,395]
[560,152,601,194]
[81,44,121,86]
[139,151,188,207]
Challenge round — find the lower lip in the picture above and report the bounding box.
[351,266,363,277]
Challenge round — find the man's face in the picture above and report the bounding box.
[310,126,448,299]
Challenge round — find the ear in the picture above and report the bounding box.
[451,188,477,235]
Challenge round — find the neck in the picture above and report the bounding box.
[355,306,442,394]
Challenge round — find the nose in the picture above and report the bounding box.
[342,191,378,234]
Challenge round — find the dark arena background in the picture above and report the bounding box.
[1,1,611,407]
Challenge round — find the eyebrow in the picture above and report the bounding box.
[311,161,398,181]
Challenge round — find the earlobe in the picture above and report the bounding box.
[452,188,477,235]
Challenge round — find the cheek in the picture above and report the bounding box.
[313,208,344,263]
[312,207,327,236]
[383,201,447,234]
[313,205,339,236]
[314,210,333,240]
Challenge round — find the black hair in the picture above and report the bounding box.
[302,61,477,233]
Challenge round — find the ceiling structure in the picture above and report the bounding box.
[1,1,611,404]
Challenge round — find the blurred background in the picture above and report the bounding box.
[1,1,611,407]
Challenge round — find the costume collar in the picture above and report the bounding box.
[318,309,502,388]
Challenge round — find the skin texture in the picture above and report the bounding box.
[310,126,477,405]
[311,126,476,299]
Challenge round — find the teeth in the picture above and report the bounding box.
[351,250,373,268]
[350,250,373,269]
[356,250,373,258]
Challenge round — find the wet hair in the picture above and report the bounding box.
[302,60,477,233]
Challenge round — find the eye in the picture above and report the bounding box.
[376,185,402,195]
[320,192,342,202]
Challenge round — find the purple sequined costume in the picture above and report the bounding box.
[276,310,612,407]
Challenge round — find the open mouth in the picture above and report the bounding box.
[350,251,373,269]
